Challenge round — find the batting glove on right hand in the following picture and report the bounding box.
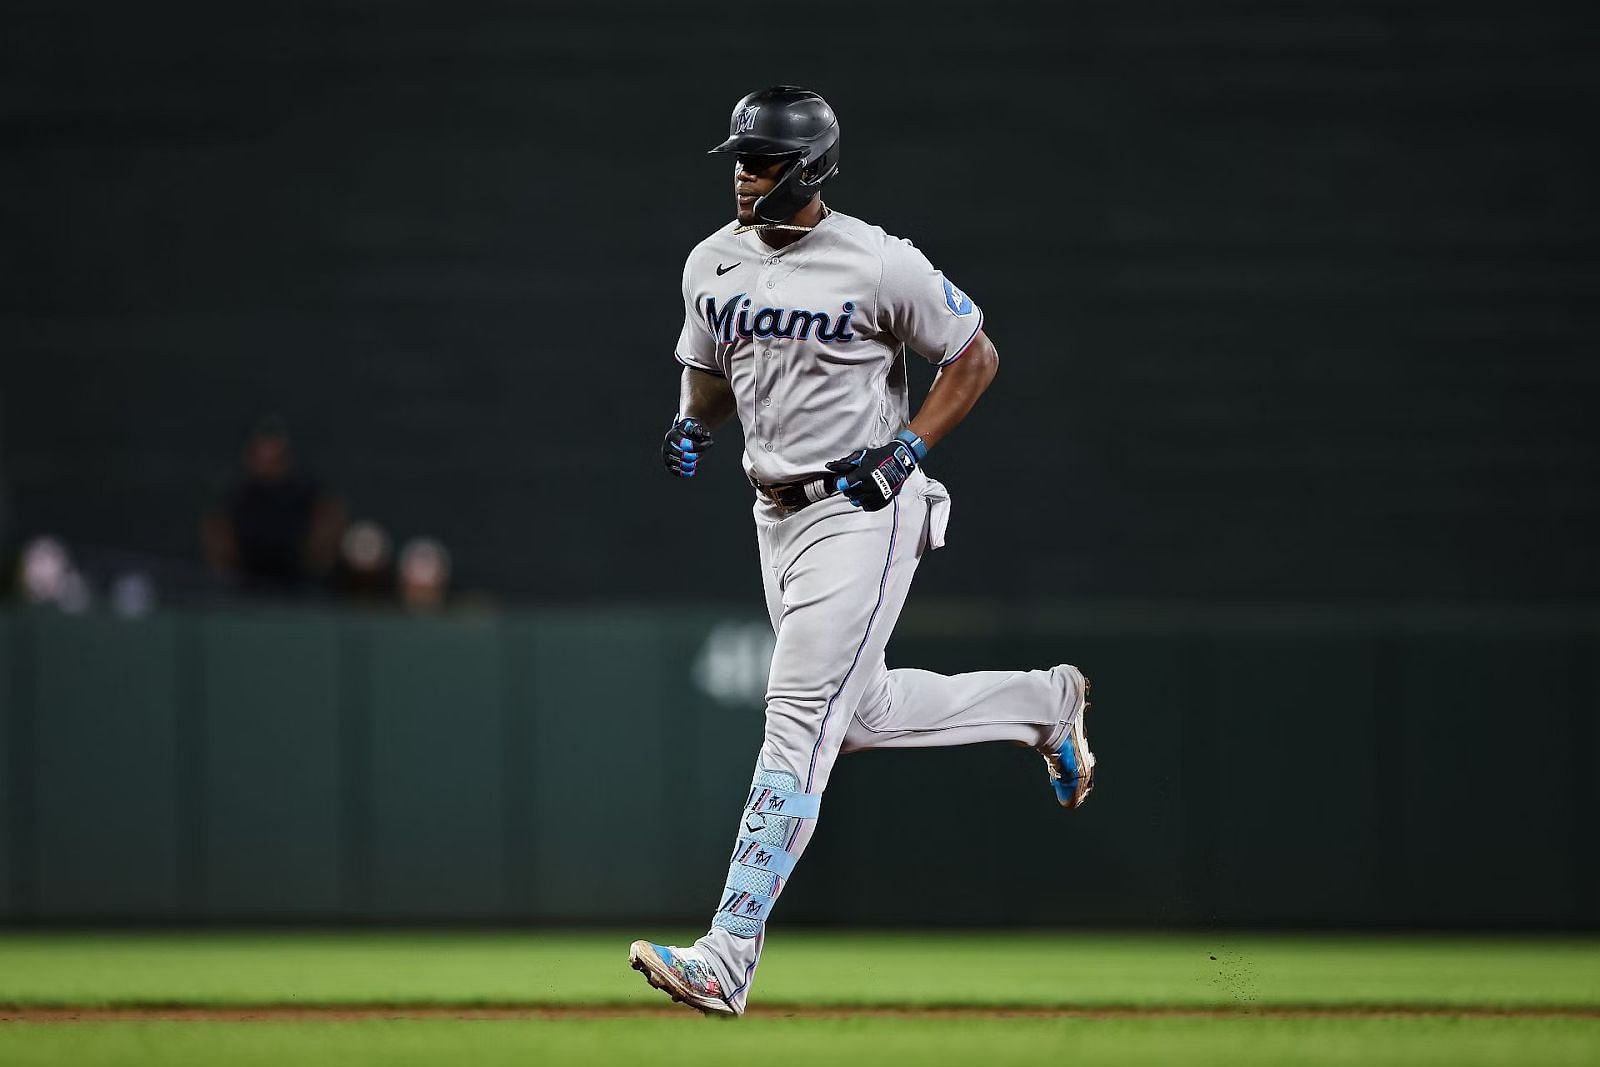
[663,415,715,478]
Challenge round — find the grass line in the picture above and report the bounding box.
[6,1002,1600,1021]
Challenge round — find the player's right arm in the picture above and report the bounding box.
[664,253,736,478]
[662,367,735,479]
[678,367,736,429]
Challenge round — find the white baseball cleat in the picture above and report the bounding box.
[628,940,740,1017]
[1041,664,1095,809]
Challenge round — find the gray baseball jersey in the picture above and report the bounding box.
[674,210,984,485]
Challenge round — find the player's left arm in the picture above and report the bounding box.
[827,244,998,510]
[906,330,998,449]
[827,331,996,508]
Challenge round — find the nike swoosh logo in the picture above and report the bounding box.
[717,262,740,276]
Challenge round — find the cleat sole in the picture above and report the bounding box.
[627,941,738,1018]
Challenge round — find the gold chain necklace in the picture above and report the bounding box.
[732,205,831,237]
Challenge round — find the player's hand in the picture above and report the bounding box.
[663,415,715,478]
[826,431,927,512]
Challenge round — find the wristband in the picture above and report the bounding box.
[894,429,928,462]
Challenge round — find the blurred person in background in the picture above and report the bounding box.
[397,537,450,611]
[335,519,395,602]
[17,534,91,612]
[201,416,346,595]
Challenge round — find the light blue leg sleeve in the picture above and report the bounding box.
[711,767,820,938]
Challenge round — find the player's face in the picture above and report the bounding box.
[734,155,788,223]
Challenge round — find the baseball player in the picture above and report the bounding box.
[629,86,1095,1016]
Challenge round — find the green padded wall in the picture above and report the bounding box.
[1,606,1595,927]
[364,616,507,918]
[0,614,14,916]
[200,613,343,917]
[31,615,180,917]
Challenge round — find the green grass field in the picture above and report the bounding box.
[1,930,1597,1065]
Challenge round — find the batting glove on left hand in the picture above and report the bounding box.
[663,415,715,478]
[826,430,928,512]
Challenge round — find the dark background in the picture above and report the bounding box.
[5,0,1596,602]
[1,2,1597,929]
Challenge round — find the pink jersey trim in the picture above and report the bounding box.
[936,310,986,367]
[674,352,725,377]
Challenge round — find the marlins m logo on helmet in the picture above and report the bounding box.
[734,105,761,133]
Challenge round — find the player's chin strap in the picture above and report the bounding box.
[731,205,831,237]
[711,767,820,938]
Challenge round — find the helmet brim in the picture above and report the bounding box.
[707,134,807,157]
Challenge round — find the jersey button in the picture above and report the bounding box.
[761,397,772,407]
[763,442,774,452]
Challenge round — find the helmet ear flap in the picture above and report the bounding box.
[802,139,840,190]
[754,151,839,223]
[800,160,838,186]
[752,157,810,223]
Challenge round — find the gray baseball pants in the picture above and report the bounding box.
[694,468,1081,1010]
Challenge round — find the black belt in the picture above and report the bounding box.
[752,474,836,513]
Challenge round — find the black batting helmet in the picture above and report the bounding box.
[708,86,840,224]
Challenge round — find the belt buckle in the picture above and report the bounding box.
[766,480,801,514]
[753,479,783,510]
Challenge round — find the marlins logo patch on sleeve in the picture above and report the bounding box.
[942,276,974,316]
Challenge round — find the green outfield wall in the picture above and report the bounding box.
[1,605,1595,927]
